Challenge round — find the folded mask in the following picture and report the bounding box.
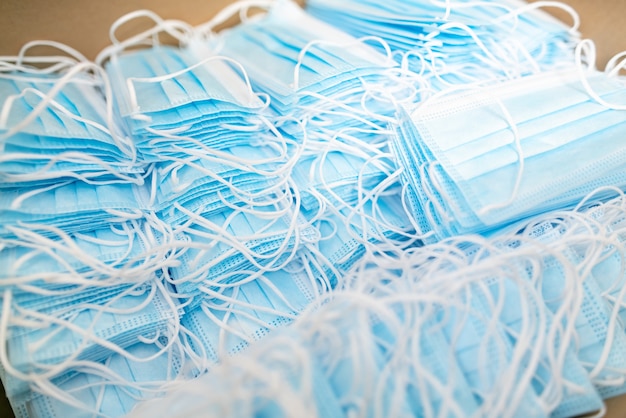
[307,0,579,79]
[105,39,267,161]
[8,341,186,418]
[0,179,152,238]
[0,69,139,185]
[215,0,392,113]
[393,68,626,239]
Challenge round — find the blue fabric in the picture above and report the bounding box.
[2,1,626,417]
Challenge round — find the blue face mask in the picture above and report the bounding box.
[394,68,626,239]
[104,38,267,162]
[0,180,151,238]
[8,340,186,418]
[306,0,579,79]
[0,69,140,186]
[3,280,180,397]
[152,143,292,226]
[214,0,392,113]
[170,207,317,303]
[180,254,322,365]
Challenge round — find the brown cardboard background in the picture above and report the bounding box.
[529,0,626,69]
[0,0,625,66]
[0,1,625,417]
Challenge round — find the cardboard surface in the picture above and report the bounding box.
[529,0,626,69]
[0,1,625,66]
[0,1,625,417]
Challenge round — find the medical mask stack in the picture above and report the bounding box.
[307,0,580,84]
[128,193,626,418]
[97,11,329,379]
[392,67,626,240]
[0,49,139,188]
[2,0,626,417]
[211,0,419,285]
[306,0,626,243]
[0,57,148,237]
[0,45,188,417]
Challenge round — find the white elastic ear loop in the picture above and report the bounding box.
[363,173,423,246]
[0,41,87,75]
[0,60,73,76]
[576,40,626,111]
[17,40,89,66]
[573,186,625,212]
[399,182,436,241]
[293,36,394,91]
[427,0,453,20]
[109,10,193,47]
[195,0,276,35]
[200,284,298,322]
[95,11,193,65]
[605,50,626,77]
[475,98,524,217]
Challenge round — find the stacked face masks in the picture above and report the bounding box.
[3,0,626,417]
[0,51,139,187]
[393,67,626,240]
[180,253,326,368]
[102,38,270,162]
[98,11,330,385]
[0,48,149,239]
[7,341,188,418]
[307,0,580,85]
[210,0,419,283]
[0,44,186,417]
[0,206,184,413]
[127,191,626,418]
[211,0,395,114]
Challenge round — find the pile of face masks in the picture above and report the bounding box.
[0,55,138,187]
[393,68,626,240]
[213,0,420,283]
[128,191,626,418]
[307,0,580,83]
[0,42,188,417]
[2,0,626,417]
[102,9,328,391]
